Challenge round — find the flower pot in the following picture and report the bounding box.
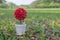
[15,24,26,35]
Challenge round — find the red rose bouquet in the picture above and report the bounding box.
[14,8,27,24]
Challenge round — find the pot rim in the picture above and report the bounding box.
[15,24,26,26]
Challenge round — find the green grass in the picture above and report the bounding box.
[0,9,60,40]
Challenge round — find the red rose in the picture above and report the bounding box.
[14,8,27,21]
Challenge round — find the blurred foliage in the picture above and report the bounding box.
[1,0,60,8]
[0,4,9,8]
[29,0,60,8]
[0,0,18,9]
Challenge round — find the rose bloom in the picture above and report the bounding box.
[14,8,27,21]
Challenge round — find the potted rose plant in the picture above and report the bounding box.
[14,8,27,35]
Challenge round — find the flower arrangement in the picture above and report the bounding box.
[14,8,27,35]
[14,8,27,24]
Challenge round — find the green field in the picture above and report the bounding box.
[0,9,60,40]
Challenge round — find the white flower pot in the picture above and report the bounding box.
[15,24,26,35]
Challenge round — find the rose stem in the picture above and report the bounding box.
[20,20,24,24]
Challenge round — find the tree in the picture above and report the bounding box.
[0,0,6,3]
[54,0,60,2]
[29,0,60,8]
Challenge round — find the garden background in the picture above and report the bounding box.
[0,0,60,40]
